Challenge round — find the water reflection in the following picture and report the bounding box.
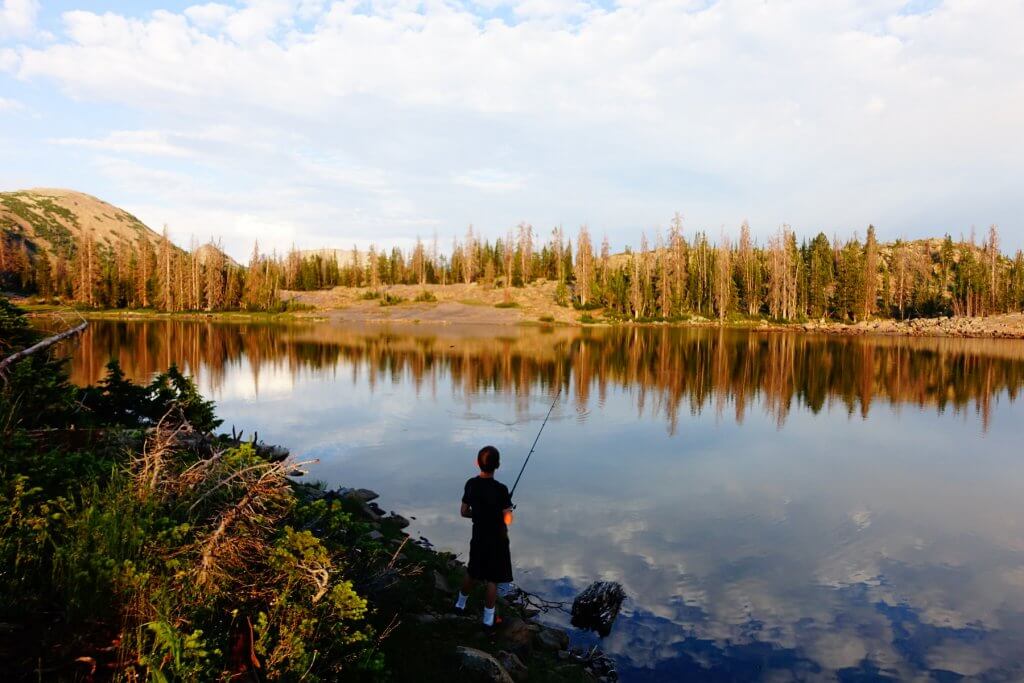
[60,319,1024,681]
[65,320,1024,431]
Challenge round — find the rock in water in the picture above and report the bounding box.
[571,581,626,637]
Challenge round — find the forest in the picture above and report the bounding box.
[3,217,1023,321]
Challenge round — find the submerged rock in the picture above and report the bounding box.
[571,581,626,637]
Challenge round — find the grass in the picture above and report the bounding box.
[379,292,406,306]
[494,301,520,309]
[414,290,437,303]
[539,314,555,323]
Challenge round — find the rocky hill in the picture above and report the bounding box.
[0,188,164,260]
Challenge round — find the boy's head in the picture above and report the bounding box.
[477,445,500,473]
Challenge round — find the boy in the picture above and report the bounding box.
[455,445,514,629]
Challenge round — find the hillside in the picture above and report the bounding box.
[0,188,163,260]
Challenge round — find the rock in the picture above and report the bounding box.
[495,651,528,682]
[557,649,572,661]
[571,581,626,637]
[360,502,383,522]
[254,442,289,461]
[535,626,570,651]
[498,617,533,652]
[386,513,411,529]
[342,488,380,502]
[412,613,437,624]
[434,570,453,593]
[366,530,384,541]
[454,646,514,683]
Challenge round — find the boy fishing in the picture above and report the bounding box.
[455,445,514,629]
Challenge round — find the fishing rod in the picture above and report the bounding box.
[510,388,561,499]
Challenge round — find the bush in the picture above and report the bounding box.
[414,290,437,303]
[538,315,555,323]
[495,301,519,309]
[0,298,379,680]
[580,313,597,324]
[554,282,570,307]
[360,290,381,300]
[379,292,405,306]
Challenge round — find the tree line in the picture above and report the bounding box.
[3,219,1023,319]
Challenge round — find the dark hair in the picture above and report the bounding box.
[477,445,500,473]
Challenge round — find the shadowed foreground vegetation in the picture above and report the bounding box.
[1,298,592,681]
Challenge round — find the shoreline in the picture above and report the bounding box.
[295,481,617,682]
[21,300,1024,340]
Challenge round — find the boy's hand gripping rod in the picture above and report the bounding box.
[509,388,561,505]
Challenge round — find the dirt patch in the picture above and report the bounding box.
[283,281,580,326]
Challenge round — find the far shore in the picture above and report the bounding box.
[16,286,1024,340]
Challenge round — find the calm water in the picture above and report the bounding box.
[62,319,1024,681]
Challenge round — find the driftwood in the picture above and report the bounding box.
[0,321,88,376]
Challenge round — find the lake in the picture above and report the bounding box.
[62,319,1024,681]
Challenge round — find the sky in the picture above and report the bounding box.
[1,0,1022,262]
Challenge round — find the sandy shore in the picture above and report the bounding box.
[284,283,1024,339]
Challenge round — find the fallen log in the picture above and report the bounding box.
[0,321,88,377]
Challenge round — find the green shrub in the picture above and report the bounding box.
[539,315,555,323]
[360,290,381,300]
[379,292,405,306]
[414,290,437,303]
[495,300,519,309]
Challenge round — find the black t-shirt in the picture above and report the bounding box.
[462,476,512,535]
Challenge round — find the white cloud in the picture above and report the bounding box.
[51,130,195,157]
[0,95,24,111]
[2,0,1023,250]
[0,0,38,38]
[453,168,526,192]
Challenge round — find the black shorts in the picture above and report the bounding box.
[468,531,513,584]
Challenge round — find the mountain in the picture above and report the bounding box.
[0,188,164,260]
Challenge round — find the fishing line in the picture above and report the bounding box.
[509,388,561,499]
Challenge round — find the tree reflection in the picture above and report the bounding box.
[62,320,1024,432]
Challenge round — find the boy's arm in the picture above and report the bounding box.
[461,503,473,518]
[503,507,514,526]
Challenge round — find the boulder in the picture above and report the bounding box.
[386,513,411,529]
[498,617,533,652]
[360,502,383,522]
[454,646,514,683]
[433,570,453,594]
[366,530,384,541]
[495,651,528,682]
[535,626,570,651]
[571,581,626,637]
[341,488,380,503]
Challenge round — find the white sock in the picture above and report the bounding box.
[455,592,468,610]
[483,606,495,626]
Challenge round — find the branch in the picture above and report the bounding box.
[0,321,88,377]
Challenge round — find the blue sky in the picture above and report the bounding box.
[2,0,1022,260]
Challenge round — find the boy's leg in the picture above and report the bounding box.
[455,574,474,611]
[484,581,497,609]
[482,581,498,627]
